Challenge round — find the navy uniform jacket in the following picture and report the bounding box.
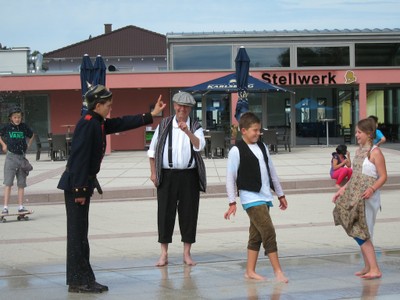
[57,110,153,198]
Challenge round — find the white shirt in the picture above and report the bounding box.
[147,117,205,169]
[226,143,284,205]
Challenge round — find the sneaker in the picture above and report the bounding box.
[2,208,8,215]
[18,207,28,213]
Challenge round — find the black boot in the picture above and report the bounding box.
[68,284,102,293]
[92,281,109,292]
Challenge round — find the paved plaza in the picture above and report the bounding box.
[0,145,400,299]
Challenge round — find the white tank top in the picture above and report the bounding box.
[362,146,378,178]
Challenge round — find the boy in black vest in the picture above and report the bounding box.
[224,112,289,283]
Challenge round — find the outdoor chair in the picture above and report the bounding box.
[342,127,352,144]
[209,131,226,158]
[276,127,291,152]
[51,134,68,161]
[35,134,51,161]
[262,129,278,154]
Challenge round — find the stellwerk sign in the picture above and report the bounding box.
[262,72,337,85]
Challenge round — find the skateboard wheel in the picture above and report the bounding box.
[17,216,21,221]
[1,218,6,223]
[24,216,29,221]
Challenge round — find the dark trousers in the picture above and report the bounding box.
[64,191,95,285]
[246,204,277,255]
[157,169,200,244]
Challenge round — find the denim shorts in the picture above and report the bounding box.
[3,152,27,188]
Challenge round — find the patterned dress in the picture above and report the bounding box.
[333,146,379,240]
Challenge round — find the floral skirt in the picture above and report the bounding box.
[332,173,375,240]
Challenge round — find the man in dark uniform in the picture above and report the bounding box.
[57,84,165,293]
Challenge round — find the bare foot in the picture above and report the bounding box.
[335,184,341,189]
[275,271,289,283]
[183,255,197,266]
[361,272,382,280]
[355,268,369,276]
[155,255,168,267]
[244,272,266,280]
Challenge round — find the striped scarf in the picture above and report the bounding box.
[154,116,206,192]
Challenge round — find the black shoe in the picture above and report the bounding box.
[92,281,109,292]
[68,284,102,293]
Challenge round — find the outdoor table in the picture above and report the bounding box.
[61,124,75,136]
[319,118,336,146]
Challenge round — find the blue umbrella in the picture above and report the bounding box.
[235,48,250,96]
[93,55,106,86]
[234,98,250,121]
[185,72,292,121]
[235,47,250,121]
[80,54,94,95]
[185,48,293,121]
[184,73,291,94]
[80,54,94,115]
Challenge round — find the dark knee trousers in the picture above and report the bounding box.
[157,169,200,244]
[65,191,95,285]
[246,204,277,255]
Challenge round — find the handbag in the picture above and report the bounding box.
[20,157,33,173]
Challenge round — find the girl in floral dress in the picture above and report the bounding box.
[333,118,387,280]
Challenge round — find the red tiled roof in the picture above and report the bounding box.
[44,25,166,58]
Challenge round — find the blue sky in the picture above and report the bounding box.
[1,0,399,53]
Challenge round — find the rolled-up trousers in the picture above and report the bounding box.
[157,168,200,244]
[64,191,95,285]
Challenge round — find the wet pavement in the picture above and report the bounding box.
[0,145,400,299]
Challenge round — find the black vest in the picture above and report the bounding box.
[236,140,275,194]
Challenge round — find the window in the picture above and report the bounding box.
[246,47,290,68]
[355,43,400,67]
[297,46,350,67]
[172,45,232,70]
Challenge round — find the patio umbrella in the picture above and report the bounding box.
[93,55,106,86]
[235,47,250,121]
[80,54,94,115]
[184,73,290,95]
[185,47,292,121]
[185,73,292,121]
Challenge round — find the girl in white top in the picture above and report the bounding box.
[333,118,387,280]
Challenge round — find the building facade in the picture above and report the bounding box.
[1,27,399,151]
[167,29,400,145]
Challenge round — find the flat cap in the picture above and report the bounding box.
[172,92,196,107]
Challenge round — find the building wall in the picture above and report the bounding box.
[0,48,30,73]
[107,88,170,150]
[46,57,167,73]
[2,68,400,149]
[49,90,82,134]
[48,88,171,150]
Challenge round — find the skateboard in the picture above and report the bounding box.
[0,210,34,222]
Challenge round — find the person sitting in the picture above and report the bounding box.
[330,144,352,188]
[368,115,386,147]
